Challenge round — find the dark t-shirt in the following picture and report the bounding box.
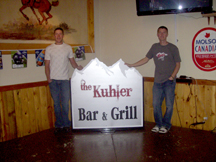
[146,43,181,83]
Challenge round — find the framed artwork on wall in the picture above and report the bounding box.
[0,0,94,54]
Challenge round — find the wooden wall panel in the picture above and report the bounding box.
[0,82,55,142]
[32,87,41,132]
[0,91,17,141]
[13,89,23,138]
[143,81,154,122]
[0,92,3,142]
[39,86,51,130]
[144,79,216,131]
[188,85,196,127]
[4,91,16,141]
[0,78,216,142]
[175,83,192,128]
[196,85,205,130]
[46,86,55,128]
[203,85,216,130]
[14,89,31,137]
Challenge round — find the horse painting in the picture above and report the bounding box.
[19,0,59,25]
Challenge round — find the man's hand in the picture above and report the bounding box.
[76,65,83,70]
[125,63,132,67]
[47,79,52,83]
[168,76,174,80]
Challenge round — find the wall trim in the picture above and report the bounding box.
[1,77,216,92]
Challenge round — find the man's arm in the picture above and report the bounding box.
[125,57,150,67]
[45,60,52,83]
[69,57,83,70]
[169,62,181,80]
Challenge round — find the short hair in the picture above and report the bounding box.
[157,26,168,33]
[54,27,64,34]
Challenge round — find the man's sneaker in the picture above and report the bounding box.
[54,128,63,134]
[63,127,71,133]
[151,125,160,133]
[159,127,170,134]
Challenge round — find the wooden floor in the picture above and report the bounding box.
[0,122,216,162]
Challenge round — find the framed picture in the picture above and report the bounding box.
[0,0,94,54]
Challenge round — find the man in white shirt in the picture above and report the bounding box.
[45,27,83,134]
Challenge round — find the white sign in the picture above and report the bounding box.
[192,27,216,71]
[71,58,143,129]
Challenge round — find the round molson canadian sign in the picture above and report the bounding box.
[192,27,216,71]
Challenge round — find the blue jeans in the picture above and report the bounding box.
[49,80,71,128]
[153,79,176,129]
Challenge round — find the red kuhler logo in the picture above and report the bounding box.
[80,80,133,99]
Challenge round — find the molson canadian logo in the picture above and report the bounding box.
[192,27,216,71]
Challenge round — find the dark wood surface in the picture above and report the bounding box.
[0,122,215,162]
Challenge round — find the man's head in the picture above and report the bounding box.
[157,26,168,43]
[157,26,168,33]
[54,27,64,45]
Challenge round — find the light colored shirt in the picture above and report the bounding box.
[45,43,73,80]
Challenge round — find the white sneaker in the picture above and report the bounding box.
[159,127,170,133]
[151,125,160,133]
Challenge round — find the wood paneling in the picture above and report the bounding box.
[0,77,216,142]
[0,81,54,142]
[144,77,216,131]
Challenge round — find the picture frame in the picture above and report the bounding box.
[0,0,94,54]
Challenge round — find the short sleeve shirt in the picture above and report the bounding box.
[146,43,181,83]
[45,43,73,80]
